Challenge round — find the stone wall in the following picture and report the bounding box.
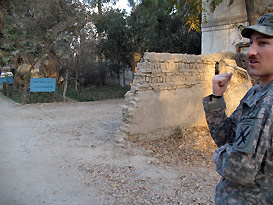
[118,52,252,142]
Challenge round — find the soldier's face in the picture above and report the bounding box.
[248,32,273,85]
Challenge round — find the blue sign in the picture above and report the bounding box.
[0,77,14,85]
[30,78,56,92]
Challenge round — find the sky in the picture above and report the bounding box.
[113,0,132,13]
[80,0,132,14]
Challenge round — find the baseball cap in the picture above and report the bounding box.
[241,12,273,38]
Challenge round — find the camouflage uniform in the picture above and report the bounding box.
[203,81,273,204]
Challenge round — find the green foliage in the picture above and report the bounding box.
[93,9,132,67]
[1,0,89,105]
[1,0,87,66]
[209,0,234,11]
[1,0,203,99]
[83,0,117,9]
[92,0,201,74]
[158,0,235,31]
[128,0,201,54]
[176,127,183,136]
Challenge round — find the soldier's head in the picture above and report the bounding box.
[241,13,273,85]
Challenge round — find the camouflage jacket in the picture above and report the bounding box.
[203,81,273,205]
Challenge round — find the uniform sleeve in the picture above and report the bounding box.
[213,106,272,185]
[202,95,237,147]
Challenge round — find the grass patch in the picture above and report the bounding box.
[1,84,130,104]
[66,85,130,102]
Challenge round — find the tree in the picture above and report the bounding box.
[243,0,273,25]
[92,9,133,85]
[128,0,201,54]
[90,0,200,86]
[1,0,87,66]
[165,0,273,30]
[1,0,87,103]
[83,0,118,47]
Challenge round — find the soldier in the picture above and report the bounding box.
[203,13,273,204]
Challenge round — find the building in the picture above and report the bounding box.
[201,0,249,54]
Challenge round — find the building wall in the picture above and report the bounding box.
[202,0,249,54]
[118,52,252,142]
[104,69,133,86]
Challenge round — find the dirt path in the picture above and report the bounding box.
[0,94,219,205]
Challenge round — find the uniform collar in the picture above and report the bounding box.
[242,80,273,108]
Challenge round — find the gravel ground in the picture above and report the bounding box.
[0,93,220,205]
[80,127,220,204]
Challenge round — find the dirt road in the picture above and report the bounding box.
[0,93,219,205]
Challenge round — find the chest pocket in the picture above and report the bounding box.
[233,107,266,154]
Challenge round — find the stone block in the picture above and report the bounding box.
[129,100,138,108]
[120,126,129,133]
[131,85,139,91]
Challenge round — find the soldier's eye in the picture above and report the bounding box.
[259,41,267,46]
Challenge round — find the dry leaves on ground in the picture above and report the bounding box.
[132,126,217,168]
[79,126,219,204]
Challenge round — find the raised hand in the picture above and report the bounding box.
[212,72,233,96]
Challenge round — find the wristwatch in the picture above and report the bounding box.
[210,94,222,101]
[211,94,222,98]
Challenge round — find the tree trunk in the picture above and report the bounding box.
[4,75,11,97]
[22,51,45,104]
[75,66,78,93]
[3,83,6,96]
[97,0,103,41]
[63,69,69,102]
[122,67,126,87]
[245,0,273,25]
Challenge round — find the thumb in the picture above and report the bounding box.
[227,72,233,81]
